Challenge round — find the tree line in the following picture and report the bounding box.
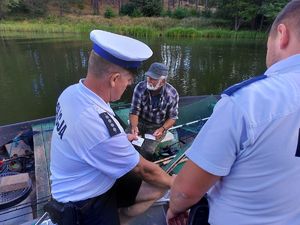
[0,0,290,31]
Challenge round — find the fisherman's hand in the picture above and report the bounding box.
[131,126,139,136]
[153,127,165,140]
[127,133,138,142]
[166,209,188,225]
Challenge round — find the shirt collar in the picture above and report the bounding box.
[78,79,115,116]
[265,54,300,76]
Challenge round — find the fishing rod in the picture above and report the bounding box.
[169,117,209,131]
[159,117,210,151]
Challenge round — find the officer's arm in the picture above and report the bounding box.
[132,156,173,189]
[168,160,220,217]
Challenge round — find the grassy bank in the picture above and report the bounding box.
[0,16,266,39]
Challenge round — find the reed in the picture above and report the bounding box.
[0,21,76,33]
[165,27,265,39]
[0,18,266,39]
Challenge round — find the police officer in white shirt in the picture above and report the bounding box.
[48,30,174,225]
[167,1,300,225]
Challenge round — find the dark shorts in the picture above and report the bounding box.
[73,171,142,225]
[115,170,142,208]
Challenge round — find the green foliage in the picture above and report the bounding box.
[131,8,142,17]
[165,27,265,39]
[261,0,289,22]
[0,18,267,40]
[189,9,201,18]
[214,0,289,30]
[0,1,8,18]
[119,2,136,16]
[160,9,172,17]
[6,0,26,14]
[120,0,162,17]
[141,0,162,17]
[119,26,154,37]
[173,7,190,19]
[202,9,212,18]
[27,0,48,16]
[0,0,291,32]
[104,7,116,19]
[0,0,48,16]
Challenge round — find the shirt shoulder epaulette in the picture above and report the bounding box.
[99,112,121,137]
[222,74,267,96]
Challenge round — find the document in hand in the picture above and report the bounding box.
[132,136,145,147]
[144,133,156,140]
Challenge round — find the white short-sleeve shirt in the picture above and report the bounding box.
[186,54,300,225]
[50,79,140,203]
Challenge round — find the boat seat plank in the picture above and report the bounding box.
[32,121,54,217]
[0,173,30,193]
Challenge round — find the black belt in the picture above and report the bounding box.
[44,194,105,225]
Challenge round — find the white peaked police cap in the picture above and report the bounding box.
[90,30,153,69]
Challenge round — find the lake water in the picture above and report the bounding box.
[0,33,266,125]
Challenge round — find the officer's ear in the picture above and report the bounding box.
[110,73,121,88]
[277,24,289,49]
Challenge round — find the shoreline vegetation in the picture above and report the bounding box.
[0,16,266,39]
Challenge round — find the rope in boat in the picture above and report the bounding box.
[0,196,52,223]
[0,195,51,216]
[0,207,46,223]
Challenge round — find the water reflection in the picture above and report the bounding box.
[0,34,266,125]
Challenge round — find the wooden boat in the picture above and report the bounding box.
[0,95,219,225]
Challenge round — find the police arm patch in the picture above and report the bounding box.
[99,112,121,137]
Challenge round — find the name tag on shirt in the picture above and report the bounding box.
[132,136,145,147]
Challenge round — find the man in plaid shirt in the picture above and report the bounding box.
[129,62,179,160]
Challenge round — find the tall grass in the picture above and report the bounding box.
[0,17,266,39]
[166,27,266,39]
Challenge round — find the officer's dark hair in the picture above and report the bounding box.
[270,0,300,39]
[88,50,136,78]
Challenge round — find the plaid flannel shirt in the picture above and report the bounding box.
[130,81,179,125]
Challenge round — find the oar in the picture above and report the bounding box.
[160,119,210,174]
[165,152,187,174]
[162,142,192,174]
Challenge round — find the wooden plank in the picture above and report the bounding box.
[0,173,30,193]
[32,123,52,217]
[41,122,54,171]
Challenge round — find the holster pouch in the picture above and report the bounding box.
[187,196,209,225]
[44,200,79,225]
